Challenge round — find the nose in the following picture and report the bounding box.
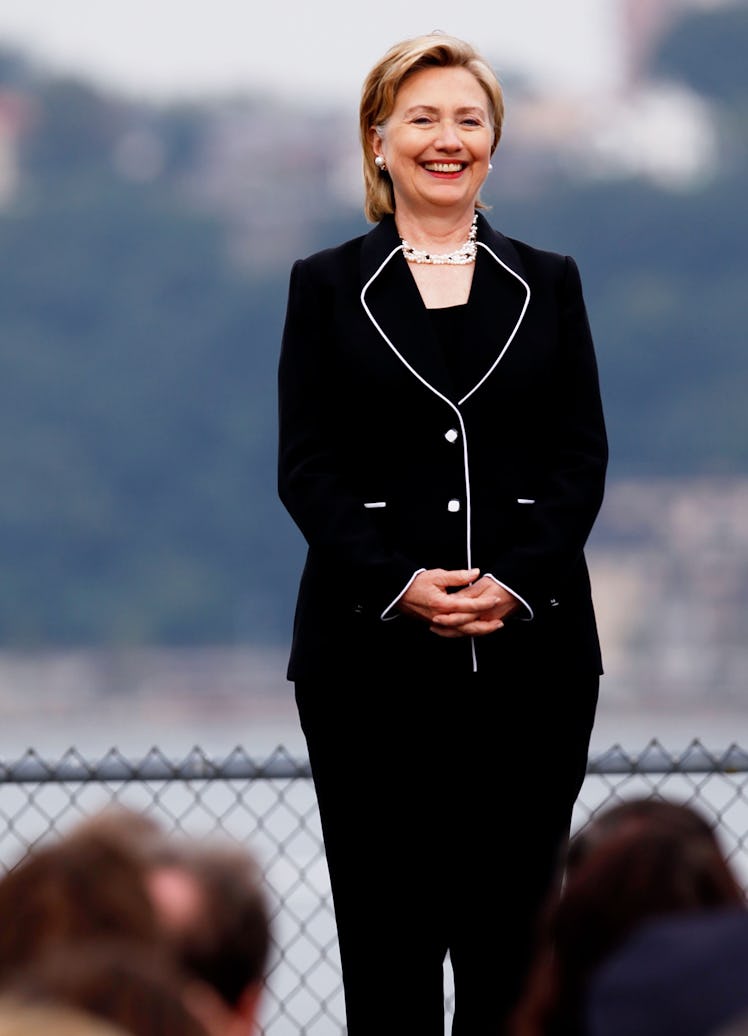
[434,120,462,151]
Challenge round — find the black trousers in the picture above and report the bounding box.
[296,663,599,1036]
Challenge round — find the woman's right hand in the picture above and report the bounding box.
[398,568,517,637]
[397,568,482,628]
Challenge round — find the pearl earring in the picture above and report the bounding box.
[488,162,494,171]
[375,156,386,170]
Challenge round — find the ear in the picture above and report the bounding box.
[369,125,384,160]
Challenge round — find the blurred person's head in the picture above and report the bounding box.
[566,796,724,873]
[359,32,504,222]
[146,840,271,1036]
[67,806,167,857]
[0,825,159,979]
[0,942,208,1036]
[510,797,745,1036]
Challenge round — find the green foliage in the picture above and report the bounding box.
[0,46,32,87]
[483,171,748,476]
[652,3,748,106]
[26,78,126,179]
[0,151,293,645]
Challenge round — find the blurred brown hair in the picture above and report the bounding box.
[147,840,271,1009]
[510,798,746,1036]
[0,827,159,980]
[66,805,166,856]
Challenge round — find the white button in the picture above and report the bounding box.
[444,428,459,443]
[447,499,461,513]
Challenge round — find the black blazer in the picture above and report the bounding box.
[278,214,607,680]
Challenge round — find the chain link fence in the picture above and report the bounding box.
[1,740,748,1035]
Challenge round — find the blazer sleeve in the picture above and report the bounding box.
[277,258,420,615]
[486,255,608,614]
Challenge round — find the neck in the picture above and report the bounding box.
[394,206,477,251]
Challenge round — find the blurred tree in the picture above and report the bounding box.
[0,85,292,644]
[652,3,748,107]
[0,46,32,88]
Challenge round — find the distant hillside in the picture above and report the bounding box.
[0,3,746,645]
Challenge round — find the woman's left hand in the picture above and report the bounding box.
[429,577,521,638]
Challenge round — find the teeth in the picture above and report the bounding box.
[424,162,463,173]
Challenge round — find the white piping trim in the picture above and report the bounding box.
[361,243,529,673]
[484,573,534,621]
[360,248,465,415]
[458,241,531,406]
[360,248,471,579]
[380,567,426,621]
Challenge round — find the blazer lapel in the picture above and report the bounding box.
[360,216,455,401]
[359,214,532,406]
[458,216,531,404]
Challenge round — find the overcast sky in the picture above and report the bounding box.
[0,0,624,105]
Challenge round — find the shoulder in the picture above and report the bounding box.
[511,237,585,300]
[507,234,580,283]
[292,233,367,285]
[478,215,581,286]
[507,236,571,269]
[283,236,365,316]
[291,215,401,288]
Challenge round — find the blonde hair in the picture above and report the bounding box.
[360,33,504,223]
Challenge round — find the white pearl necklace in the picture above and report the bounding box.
[401,214,478,265]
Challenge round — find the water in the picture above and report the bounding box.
[0,646,305,759]
[0,644,742,758]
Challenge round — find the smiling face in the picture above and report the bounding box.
[370,64,494,223]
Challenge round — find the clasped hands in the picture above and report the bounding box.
[397,568,520,638]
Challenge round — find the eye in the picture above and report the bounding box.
[411,116,434,125]
[461,117,483,127]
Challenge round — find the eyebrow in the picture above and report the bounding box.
[402,105,487,117]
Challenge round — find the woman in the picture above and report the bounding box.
[278,33,607,1035]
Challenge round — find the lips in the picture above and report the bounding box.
[423,161,466,173]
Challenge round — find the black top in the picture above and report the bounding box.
[426,303,471,401]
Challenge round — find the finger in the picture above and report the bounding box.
[464,617,505,634]
[438,568,480,588]
[431,602,499,624]
[446,585,503,606]
[430,619,504,638]
[431,612,482,626]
